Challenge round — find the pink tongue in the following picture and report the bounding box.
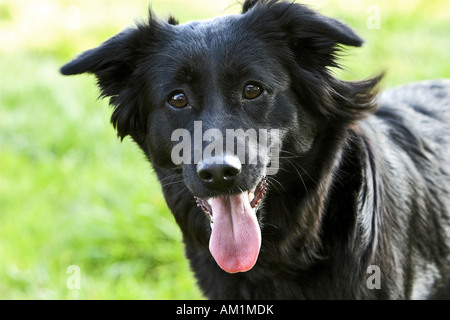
[208,193,261,273]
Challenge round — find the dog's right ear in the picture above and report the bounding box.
[60,28,139,98]
[60,27,151,142]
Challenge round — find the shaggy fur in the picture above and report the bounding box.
[61,0,450,299]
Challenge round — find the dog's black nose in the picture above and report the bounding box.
[197,155,242,189]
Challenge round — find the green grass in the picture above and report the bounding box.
[1,0,449,300]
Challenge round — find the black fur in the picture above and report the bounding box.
[61,0,450,299]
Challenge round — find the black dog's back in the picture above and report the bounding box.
[362,80,450,299]
[61,0,450,299]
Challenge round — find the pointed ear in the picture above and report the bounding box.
[242,0,261,13]
[246,1,381,123]
[61,27,150,143]
[273,2,380,122]
[287,7,364,48]
[60,29,139,97]
[249,1,363,68]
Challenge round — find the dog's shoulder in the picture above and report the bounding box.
[373,80,450,150]
[378,79,450,122]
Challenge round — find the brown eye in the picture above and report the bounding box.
[169,92,189,109]
[243,83,262,100]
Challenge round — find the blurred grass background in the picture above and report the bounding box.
[0,0,449,299]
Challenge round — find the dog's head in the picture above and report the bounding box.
[61,0,379,273]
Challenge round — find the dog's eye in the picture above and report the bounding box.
[168,91,189,109]
[243,83,262,100]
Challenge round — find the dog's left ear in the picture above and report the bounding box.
[245,1,380,123]
[242,0,260,13]
[245,1,363,68]
[282,4,364,48]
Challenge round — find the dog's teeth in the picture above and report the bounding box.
[248,191,255,203]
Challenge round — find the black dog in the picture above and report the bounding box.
[61,0,450,299]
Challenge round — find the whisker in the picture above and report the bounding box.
[297,164,318,187]
[159,173,182,183]
[161,179,185,188]
[267,177,283,193]
[285,158,310,198]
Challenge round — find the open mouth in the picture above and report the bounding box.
[195,177,268,273]
[195,177,268,224]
